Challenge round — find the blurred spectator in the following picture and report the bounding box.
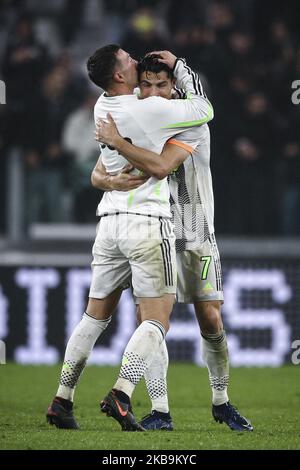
[173,24,226,89]
[25,61,83,223]
[265,20,297,112]
[62,91,101,223]
[2,13,50,147]
[280,143,300,235]
[227,92,280,234]
[207,1,235,42]
[167,0,206,34]
[59,0,85,46]
[103,0,162,19]
[210,70,254,233]
[254,0,300,38]
[224,29,256,79]
[229,0,256,30]
[0,0,299,235]
[279,106,300,235]
[103,0,162,43]
[121,7,169,59]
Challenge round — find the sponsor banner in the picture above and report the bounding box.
[0,259,299,366]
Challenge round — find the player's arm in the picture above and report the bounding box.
[91,156,148,191]
[95,114,191,180]
[159,57,214,128]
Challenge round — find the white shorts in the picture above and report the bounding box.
[176,234,224,303]
[89,213,177,299]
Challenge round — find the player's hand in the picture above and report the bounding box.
[110,165,149,191]
[148,50,177,70]
[95,113,120,147]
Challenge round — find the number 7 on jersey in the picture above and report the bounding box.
[200,256,212,280]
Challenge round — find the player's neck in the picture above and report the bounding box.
[106,83,135,97]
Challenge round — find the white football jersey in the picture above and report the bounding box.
[95,59,213,218]
[168,124,215,251]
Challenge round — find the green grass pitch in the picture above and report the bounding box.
[0,363,299,450]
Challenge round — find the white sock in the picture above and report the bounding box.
[201,330,229,406]
[57,312,111,401]
[144,340,169,413]
[114,320,165,398]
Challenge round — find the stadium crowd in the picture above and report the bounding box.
[0,0,299,235]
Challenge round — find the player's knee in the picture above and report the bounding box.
[139,294,173,332]
[195,301,223,335]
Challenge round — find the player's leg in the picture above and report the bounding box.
[138,216,175,430]
[47,215,130,429]
[100,215,176,431]
[134,304,173,431]
[194,299,229,406]
[59,291,124,396]
[137,248,197,431]
[195,299,253,431]
[177,244,229,403]
[46,290,123,429]
[189,235,253,431]
[101,294,174,431]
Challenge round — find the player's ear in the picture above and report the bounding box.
[171,77,176,87]
[114,71,125,84]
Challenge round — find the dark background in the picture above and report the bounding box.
[0,0,300,237]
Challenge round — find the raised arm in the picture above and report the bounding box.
[91,156,149,191]
[152,50,207,100]
[129,53,214,134]
[95,114,192,180]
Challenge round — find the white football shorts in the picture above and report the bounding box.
[176,233,224,303]
[89,213,176,299]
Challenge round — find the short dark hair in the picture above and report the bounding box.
[137,54,174,81]
[87,44,120,90]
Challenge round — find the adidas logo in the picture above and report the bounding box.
[203,282,213,292]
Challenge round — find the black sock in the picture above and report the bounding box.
[153,410,171,419]
[113,389,130,405]
[55,396,73,411]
